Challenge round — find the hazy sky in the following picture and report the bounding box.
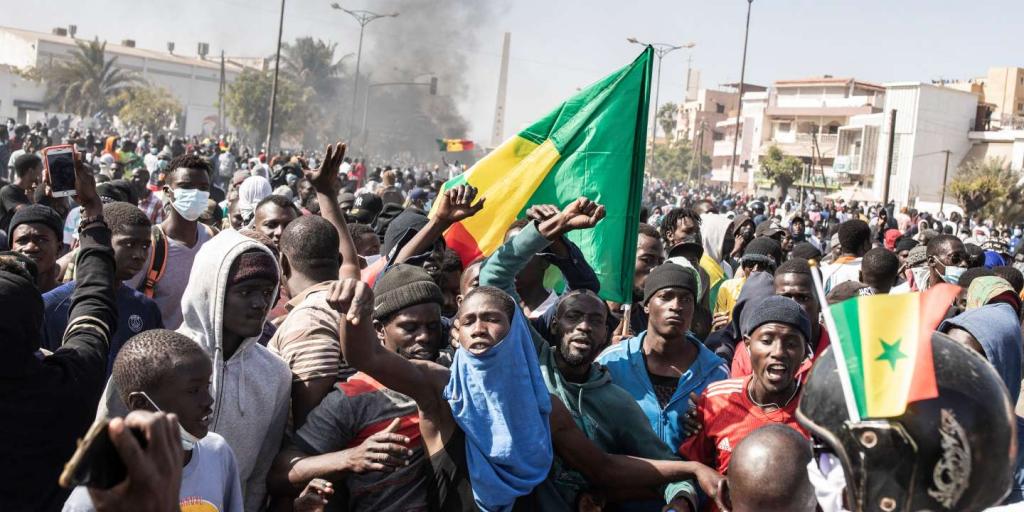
[3,0,1022,143]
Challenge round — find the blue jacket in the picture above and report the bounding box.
[596,332,729,451]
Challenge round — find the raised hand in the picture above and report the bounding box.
[305,142,346,195]
[526,204,560,222]
[344,418,413,474]
[434,184,485,225]
[325,277,373,326]
[559,197,606,232]
[88,411,183,512]
[73,149,102,219]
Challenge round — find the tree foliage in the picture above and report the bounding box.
[657,102,678,140]
[110,86,182,133]
[45,38,139,116]
[651,138,707,184]
[760,145,804,199]
[224,68,310,147]
[950,157,1024,224]
[280,37,350,147]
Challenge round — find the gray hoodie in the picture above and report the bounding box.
[177,230,291,512]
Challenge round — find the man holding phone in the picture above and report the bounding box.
[0,151,116,511]
[0,153,42,236]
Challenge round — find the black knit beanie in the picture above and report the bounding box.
[743,295,811,343]
[10,204,64,240]
[373,263,443,321]
[741,237,783,268]
[643,262,698,305]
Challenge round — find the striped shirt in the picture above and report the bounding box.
[269,281,355,382]
[293,373,427,512]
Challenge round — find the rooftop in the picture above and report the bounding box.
[774,76,885,92]
[0,26,258,72]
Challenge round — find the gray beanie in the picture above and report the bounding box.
[743,295,811,343]
[372,264,443,321]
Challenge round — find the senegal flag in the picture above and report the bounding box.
[429,48,652,303]
[828,284,959,418]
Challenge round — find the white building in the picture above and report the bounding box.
[871,83,979,211]
[0,26,260,135]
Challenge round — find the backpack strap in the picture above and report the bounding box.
[138,225,168,298]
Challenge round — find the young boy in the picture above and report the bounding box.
[63,329,243,512]
[42,202,163,373]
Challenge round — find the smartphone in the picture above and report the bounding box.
[43,145,76,198]
[59,418,146,490]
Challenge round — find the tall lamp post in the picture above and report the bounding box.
[331,3,398,141]
[265,0,287,155]
[627,37,695,176]
[728,0,754,193]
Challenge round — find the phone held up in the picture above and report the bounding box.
[59,418,146,490]
[42,144,76,198]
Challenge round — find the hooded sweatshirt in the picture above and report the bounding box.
[704,271,774,365]
[177,230,291,511]
[699,213,734,307]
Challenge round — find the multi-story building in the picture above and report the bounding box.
[710,76,885,191]
[0,25,260,134]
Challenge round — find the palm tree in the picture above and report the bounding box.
[45,38,139,116]
[281,37,350,97]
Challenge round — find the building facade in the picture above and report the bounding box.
[0,26,258,135]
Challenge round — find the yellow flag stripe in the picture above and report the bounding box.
[855,293,920,417]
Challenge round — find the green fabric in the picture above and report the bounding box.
[509,48,652,304]
[479,221,697,507]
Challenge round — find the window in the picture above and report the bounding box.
[713,132,724,141]
[1018,102,1024,112]
[778,122,792,133]
[715,103,725,114]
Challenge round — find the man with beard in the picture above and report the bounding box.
[269,265,443,511]
[480,219,714,511]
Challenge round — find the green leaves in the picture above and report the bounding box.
[760,145,804,198]
[950,157,1024,225]
[223,68,312,147]
[110,87,182,134]
[44,38,140,117]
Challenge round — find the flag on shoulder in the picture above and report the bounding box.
[828,284,959,418]
[429,48,653,303]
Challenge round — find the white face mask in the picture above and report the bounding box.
[130,391,203,451]
[170,188,210,222]
[361,254,381,266]
[911,267,931,290]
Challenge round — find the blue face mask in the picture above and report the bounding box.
[941,263,966,285]
[170,188,210,222]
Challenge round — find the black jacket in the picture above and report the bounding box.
[0,224,116,511]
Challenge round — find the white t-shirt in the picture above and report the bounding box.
[125,224,212,329]
[63,432,243,512]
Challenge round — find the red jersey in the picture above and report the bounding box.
[730,325,830,379]
[679,376,809,474]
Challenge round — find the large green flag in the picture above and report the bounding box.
[430,48,652,303]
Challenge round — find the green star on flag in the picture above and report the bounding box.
[875,338,907,371]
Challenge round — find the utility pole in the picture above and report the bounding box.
[882,109,897,206]
[265,0,286,155]
[491,32,511,147]
[939,149,951,214]
[218,50,225,133]
[628,37,695,175]
[728,0,754,193]
[331,3,399,141]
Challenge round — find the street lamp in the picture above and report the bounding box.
[627,37,695,176]
[330,3,398,140]
[728,0,754,194]
[265,0,287,155]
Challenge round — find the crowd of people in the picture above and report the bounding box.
[2,124,1024,512]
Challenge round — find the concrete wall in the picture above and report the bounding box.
[873,83,978,209]
[0,66,46,121]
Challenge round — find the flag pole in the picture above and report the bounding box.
[809,261,862,423]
